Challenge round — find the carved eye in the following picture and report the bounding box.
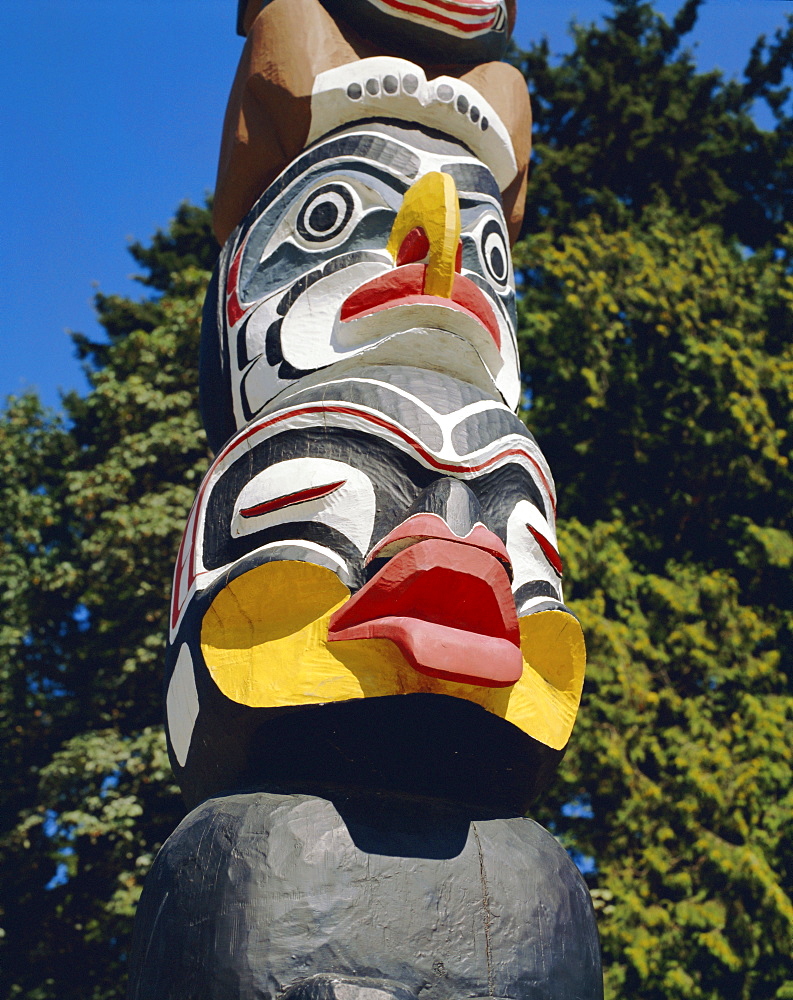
[239,481,346,519]
[481,219,509,286]
[296,184,356,244]
[506,499,563,606]
[231,457,377,556]
[526,522,563,578]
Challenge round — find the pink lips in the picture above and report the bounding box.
[328,519,522,688]
[340,263,501,349]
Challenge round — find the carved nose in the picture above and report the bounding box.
[386,171,462,298]
[406,478,482,537]
[367,478,512,576]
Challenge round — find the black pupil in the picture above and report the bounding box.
[309,199,339,233]
[490,245,505,278]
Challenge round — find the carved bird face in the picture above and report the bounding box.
[166,368,585,803]
[201,124,521,451]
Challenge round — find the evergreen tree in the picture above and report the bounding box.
[0,203,216,999]
[516,0,793,247]
[519,213,793,999]
[512,3,793,997]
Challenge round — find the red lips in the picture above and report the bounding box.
[328,522,522,688]
[340,263,501,349]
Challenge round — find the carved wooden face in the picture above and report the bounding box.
[201,124,520,452]
[166,369,585,797]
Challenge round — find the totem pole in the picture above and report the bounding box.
[128,2,603,997]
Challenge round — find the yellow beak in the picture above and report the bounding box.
[386,171,461,299]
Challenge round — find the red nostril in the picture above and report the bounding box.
[396,226,430,267]
[455,241,463,273]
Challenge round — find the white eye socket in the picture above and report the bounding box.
[296,184,356,244]
[506,499,563,602]
[232,457,377,556]
[481,219,510,286]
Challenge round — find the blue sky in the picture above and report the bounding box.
[2,0,791,410]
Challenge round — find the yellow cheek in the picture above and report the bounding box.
[200,560,585,751]
[508,610,587,751]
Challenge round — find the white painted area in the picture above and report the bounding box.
[280,262,386,370]
[333,297,504,366]
[507,499,564,603]
[166,644,199,768]
[327,327,503,403]
[233,458,377,556]
[275,258,519,410]
[309,58,517,190]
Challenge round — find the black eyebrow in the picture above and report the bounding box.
[441,163,501,202]
[248,134,420,220]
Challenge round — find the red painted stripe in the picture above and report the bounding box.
[171,502,199,629]
[527,524,563,577]
[381,0,499,18]
[226,246,245,327]
[214,405,554,506]
[240,480,346,519]
[377,0,497,32]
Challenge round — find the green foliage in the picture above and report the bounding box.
[515,212,793,604]
[536,520,793,1000]
[511,5,793,996]
[517,0,793,247]
[0,204,215,999]
[1,3,792,998]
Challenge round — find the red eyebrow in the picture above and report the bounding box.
[527,524,563,577]
[239,480,346,519]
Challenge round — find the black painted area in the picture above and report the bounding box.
[450,405,532,456]
[200,264,238,454]
[441,162,501,202]
[201,426,436,572]
[168,682,564,814]
[470,462,549,532]
[402,478,481,537]
[513,580,562,606]
[128,790,603,1000]
[351,122,468,158]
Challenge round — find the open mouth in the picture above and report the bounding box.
[340,263,501,349]
[327,536,522,688]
